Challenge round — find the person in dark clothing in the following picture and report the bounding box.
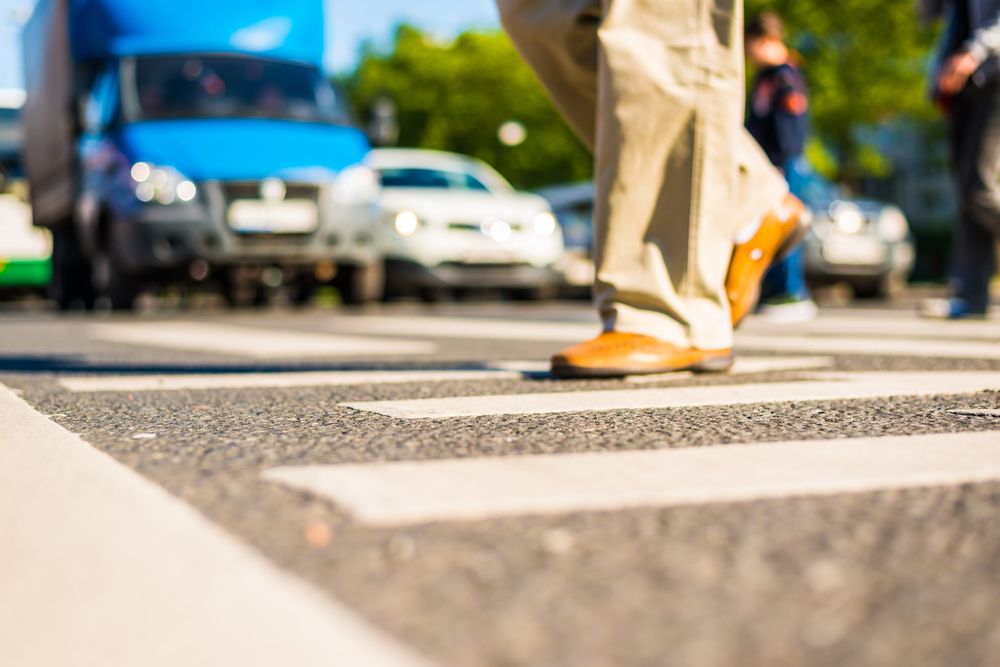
[921,0,1000,319]
[745,12,818,322]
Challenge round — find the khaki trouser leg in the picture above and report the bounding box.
[499,0,786,349]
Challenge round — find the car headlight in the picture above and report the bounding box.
[130,162,197,205]
[333,165,380,206]
[393,210,421,237]
[533,211,558,236]
[830,201,865,235]
[878,207,909,243]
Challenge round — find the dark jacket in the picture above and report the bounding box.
[746,63,810,169]
[933,0,1000,85]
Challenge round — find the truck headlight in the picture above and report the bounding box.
[131,162,197,205]
[393,210,421,237]
[878,207,910,243]
[333,165,380,206]
[533,211,558,236]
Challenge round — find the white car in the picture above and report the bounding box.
[371,149,565,300]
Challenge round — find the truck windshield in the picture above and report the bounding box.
[133,56,349,124]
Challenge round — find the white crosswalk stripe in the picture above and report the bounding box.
[87,322,436,358]
[58,367,525,393]
[341,371,1000,419]
[0,384,437,667]
[265,430,1000,527]
[327,312,1000,359]
[735,333,1000,360]
[743,314,1000,341]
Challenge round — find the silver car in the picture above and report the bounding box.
[800,175,915,299]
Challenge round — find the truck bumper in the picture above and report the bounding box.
[108,198,379,277]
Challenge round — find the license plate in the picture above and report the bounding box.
[227,200,319,234]
[822,236,887,265]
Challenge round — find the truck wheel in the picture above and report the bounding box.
[50,225,96,311]
[336,262,385,306]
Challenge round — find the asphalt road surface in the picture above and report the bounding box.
[1,301,999,667]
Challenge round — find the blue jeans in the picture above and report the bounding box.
[762,245,810,301]
[761,157,812,302]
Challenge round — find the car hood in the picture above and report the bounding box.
[115,119,370,182]
[379,188,550,223]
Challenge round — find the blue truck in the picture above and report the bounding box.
[22,0,382,309]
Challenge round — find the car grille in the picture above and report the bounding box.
[222,182,321,204]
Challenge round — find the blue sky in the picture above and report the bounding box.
[0,0,500,88]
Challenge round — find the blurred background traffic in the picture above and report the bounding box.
[0,0,982,312]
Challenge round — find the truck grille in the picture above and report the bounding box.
[222,182,321,204]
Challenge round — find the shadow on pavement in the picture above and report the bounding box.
[0,355,553,379]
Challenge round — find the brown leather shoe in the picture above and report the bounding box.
[727,194,811,328]
[551,332,733,379]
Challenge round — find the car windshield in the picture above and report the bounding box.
[133,56,349,124]
[379,167,492,192]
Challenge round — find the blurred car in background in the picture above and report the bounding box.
[0,88,51,297]
[540,174,915,300]
[797,173,915,299]
[538,182,594,296]
[372,149,564,301]
[22,0,381,311]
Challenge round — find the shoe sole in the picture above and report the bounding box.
[551,353,735,379]
[732,214,812,329]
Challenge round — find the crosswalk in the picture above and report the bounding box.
[339,371,1000,419]
[4,307,1000,667]
[265,431,1000,526]
[71,309,1000,526]
[0,384,435,667]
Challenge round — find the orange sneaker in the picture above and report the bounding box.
[551,332,733,379]
[727,194,810,327]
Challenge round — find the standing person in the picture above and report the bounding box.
[745,12,819,323]
[921,0,1000,319]
[497,0,809,378]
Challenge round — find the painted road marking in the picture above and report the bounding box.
[329,314,999,359]
[0,384,437,667]
[341,371,1000,419]
[736,334,1000,360]
[56,356,832,394]
[744,315,1000,341]
[264,430,1000,526]
[59,367,525,393]
[948,409,1000,418]
[88,322,435,359]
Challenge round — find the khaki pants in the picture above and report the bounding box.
[498,0,787,349]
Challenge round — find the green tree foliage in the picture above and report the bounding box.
[346,5,942,188]
[746,0,942,180]
[344,25,592,189]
